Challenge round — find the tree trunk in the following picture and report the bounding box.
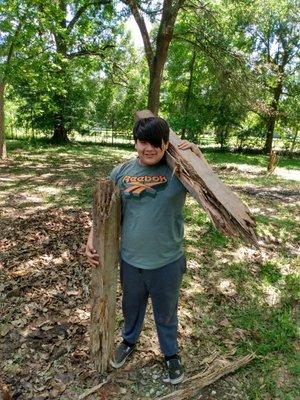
[181,49,196,140]
[264,113,276,155]
[147,27,173,114]
[148,59,165,115]
[267,150,278,174]
[290,127,298,152]
[50,0,70,144]
[263,75,283,154]
[126,0,186,115]
[51,121,70,143]
[90,179,121,372]
[51,94,70,143]
[215,126,226,150]
[0,81,7,159]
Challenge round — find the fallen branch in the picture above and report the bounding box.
[78,378,109,400]
[156,353,255,400]
[135,110,258,247]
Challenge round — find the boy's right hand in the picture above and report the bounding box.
[85,241,100,267]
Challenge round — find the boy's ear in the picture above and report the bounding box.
[164,141,169,150]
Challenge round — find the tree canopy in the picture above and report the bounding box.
[1,0,299,157]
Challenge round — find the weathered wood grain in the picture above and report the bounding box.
[90,179,121,372]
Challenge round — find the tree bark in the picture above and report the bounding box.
[90,179,121,372]
[263,61,285,155]
[0,82,7,159]
[125,0,186,114]
[52,119,70,143]
[181,49,196,140]
[290,128,298,152]
[50,0,70,143]
[0,16,25,159]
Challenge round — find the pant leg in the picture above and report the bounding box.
[120,259,149,344]
[144,255,186,357]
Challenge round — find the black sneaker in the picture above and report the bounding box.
[109,342,135,368]
[164,356,184,384]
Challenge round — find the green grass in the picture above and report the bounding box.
[2,138,299,399]
[202,148,300,169]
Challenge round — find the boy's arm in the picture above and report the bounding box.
[85,226,100,267]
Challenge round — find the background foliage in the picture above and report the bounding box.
[1,0,299,149]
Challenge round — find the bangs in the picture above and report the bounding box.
[133,117,169,148]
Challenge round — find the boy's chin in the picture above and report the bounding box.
[140,157,162,166]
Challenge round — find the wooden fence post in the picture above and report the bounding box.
[90,179,121,372]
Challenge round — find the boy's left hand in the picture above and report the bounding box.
[178,140,202,157]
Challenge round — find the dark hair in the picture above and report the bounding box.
[133,117,169,148]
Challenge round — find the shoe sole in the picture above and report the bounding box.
[163,373,184,384]
[109,349,134,369]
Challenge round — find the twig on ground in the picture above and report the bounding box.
[78,378,109,400]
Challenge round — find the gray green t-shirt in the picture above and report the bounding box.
[110,158,187,270]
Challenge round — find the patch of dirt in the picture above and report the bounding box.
[231,185,300,203]
[215,164,300,182]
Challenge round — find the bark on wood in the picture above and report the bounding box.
[90,179,120,372]
[135,110,258,247]
[156,353,255,400]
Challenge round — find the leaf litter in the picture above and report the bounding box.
[1,145,298,399]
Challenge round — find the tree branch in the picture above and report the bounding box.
[67,0,111,33]
[121,0,153,68]
[4,14,26,82]
[66,44,115,58]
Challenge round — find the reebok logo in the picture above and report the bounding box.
[123,175,167,196]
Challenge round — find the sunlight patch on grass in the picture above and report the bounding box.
[36,186,62,196]
[261,282,281,306]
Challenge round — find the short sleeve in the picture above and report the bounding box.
[108,164,122,183]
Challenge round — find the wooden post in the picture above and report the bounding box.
[90,179,121,372]
[267,150,278,175]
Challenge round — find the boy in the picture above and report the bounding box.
[85,116,201,384]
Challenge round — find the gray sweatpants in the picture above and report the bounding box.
[120,255,186,357]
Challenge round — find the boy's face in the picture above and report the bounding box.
[135,139,169,166]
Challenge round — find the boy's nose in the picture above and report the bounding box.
[145,143,155,151]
